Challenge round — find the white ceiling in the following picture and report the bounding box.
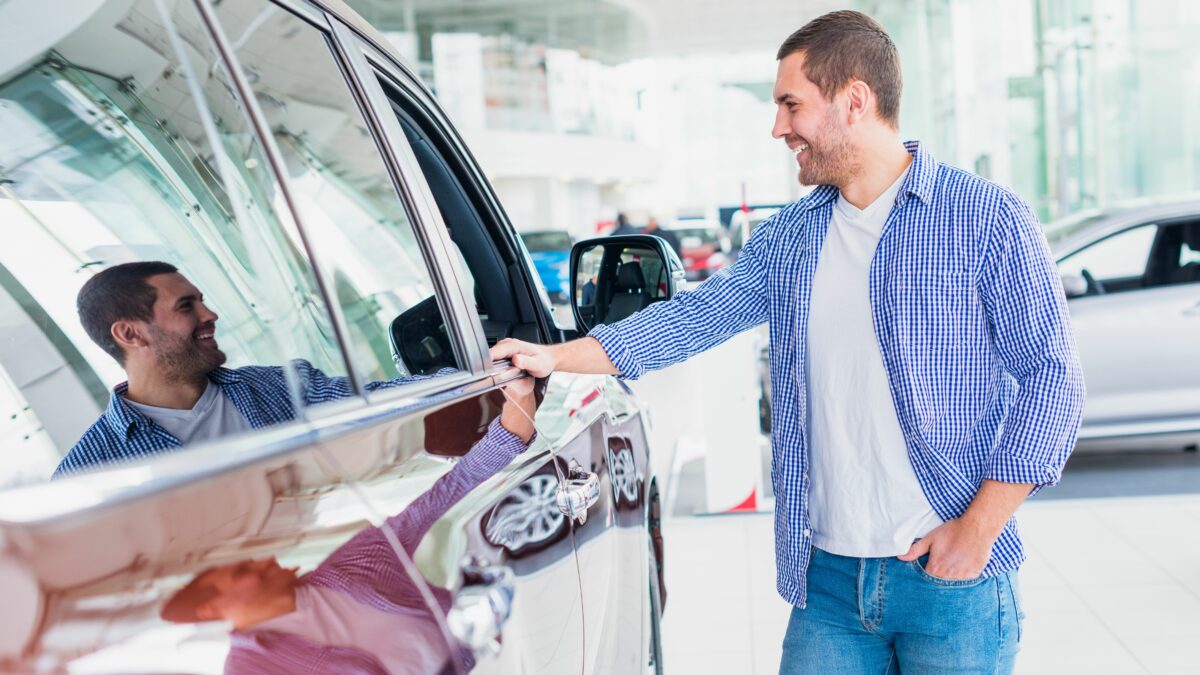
[343,0,851,63]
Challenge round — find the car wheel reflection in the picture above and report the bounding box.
[483,474,568,556]
[608,446,640,507]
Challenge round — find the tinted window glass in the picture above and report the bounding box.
[209,0,460,382]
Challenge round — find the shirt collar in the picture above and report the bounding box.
[102,367,241,438]
[802,140,935,212]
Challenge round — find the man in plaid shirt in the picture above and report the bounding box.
[494,10,1084,674]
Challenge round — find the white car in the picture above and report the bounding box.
[1050,200,1200,451]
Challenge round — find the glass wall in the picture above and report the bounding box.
[863,0,1200,221]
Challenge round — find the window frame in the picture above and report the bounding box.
[323,18,495,374]
[347,30,559,347]
[195,0,489,408]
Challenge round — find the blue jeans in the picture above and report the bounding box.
[780,548,1023,674]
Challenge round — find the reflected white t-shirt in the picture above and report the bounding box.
[125,380,251,444]
[806,166,943,557]
[255,584,450,675]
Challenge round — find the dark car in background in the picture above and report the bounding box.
[520,230,575,304]
[0,0,668,672]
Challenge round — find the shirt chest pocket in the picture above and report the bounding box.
[888,271,972,350]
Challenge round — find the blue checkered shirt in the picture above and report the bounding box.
[589,141,1086,607]
[54,360,447,478]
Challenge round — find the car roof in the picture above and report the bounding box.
[1048,198,1200,257]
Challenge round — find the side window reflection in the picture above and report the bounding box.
[160,380,539,674]
[0,0,464,484]
[210,0,459,382]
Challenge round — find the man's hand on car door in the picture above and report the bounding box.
[491,338,556,377]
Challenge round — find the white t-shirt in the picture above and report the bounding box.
[806,166,943,558]
[254,584,451,675]
[125,380,251,445]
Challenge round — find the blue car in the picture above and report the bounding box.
[521,230,575,303]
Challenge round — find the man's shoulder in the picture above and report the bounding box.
[933,162,1027,210]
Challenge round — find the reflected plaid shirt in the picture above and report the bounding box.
[590,142,1086,607]
[225,418,526,675]
[54,360,448,478]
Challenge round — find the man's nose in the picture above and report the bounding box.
[198,302,219,323]
[771,107,790,139]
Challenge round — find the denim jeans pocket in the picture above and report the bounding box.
[911,554,986,587]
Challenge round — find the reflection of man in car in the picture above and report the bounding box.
[160,378,536,675]
[55,261,446,477]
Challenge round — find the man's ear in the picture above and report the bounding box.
[844,80,873,125]
[111,321,147,354]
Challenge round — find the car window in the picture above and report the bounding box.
[1057,224,1157,287]
[0,0,352,485]
[208,0,459,383]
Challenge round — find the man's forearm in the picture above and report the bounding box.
[961,479,1034,539]
[547,337,620,376]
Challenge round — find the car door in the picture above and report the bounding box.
[1058,218,1200,439]
[0,0,504,670]
[305,11,593,673]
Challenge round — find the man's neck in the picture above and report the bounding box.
[838,137,913,210]
[123,369,210,410]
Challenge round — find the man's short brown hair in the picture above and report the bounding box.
[77,261,178,365]
[776,10,902,128]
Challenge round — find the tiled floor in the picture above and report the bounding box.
[660,494,1200,674]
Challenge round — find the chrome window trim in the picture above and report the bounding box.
[326,19,490,373]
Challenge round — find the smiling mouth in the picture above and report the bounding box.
[793,143,810,159]
[194,328,217,344]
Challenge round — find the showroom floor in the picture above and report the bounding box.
[660,494,1200,674]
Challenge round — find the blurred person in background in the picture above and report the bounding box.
[643,216,681,256]
[609,212,641,236]
[493,9,1084,674]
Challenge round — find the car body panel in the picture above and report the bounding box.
[1050,201,1200,449]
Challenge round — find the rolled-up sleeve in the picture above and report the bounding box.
[978,195,1086,493]
[587,216,774,379]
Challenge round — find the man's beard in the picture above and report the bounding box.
[147,325,226,383]
[797,109,860,188]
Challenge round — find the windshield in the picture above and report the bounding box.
[522,231,573,252]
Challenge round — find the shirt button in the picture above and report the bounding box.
[803,528,812,537]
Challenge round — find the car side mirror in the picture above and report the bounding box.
[390,295,457,376]
[570,234,686,333]
[1059,271,1088,299]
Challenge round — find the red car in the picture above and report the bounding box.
[667,221,731,281]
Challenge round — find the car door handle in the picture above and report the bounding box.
[448,561,515,657]
[555,460,600,524]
